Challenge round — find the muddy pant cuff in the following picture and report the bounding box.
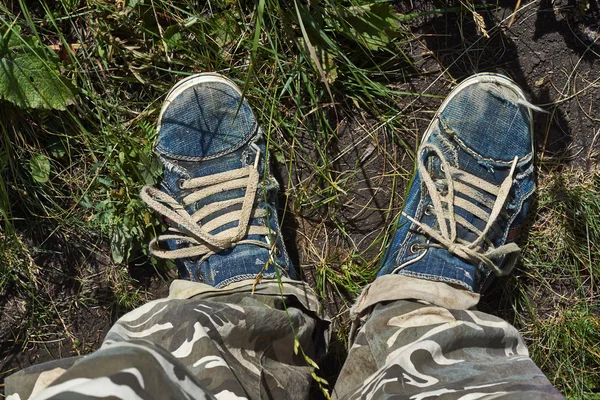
[168,277,322,315]
[348,274,480,344]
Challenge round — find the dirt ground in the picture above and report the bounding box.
[0,231,170,389]
[1,0,599,394]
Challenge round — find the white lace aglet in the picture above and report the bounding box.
[251,143,261,169]
[509,156,519,175]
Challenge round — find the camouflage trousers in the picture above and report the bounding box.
[7,275,564,399]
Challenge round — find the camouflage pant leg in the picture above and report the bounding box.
[332,275,565,399]
[5,278,326,400]
[6,274,565,400]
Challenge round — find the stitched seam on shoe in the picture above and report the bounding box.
[394,232,425,266]
[516,161,535,179]
[453,133,526,165]
[439,116,530,165]
[502,182,530,246]
[437,124,459,164]
[392,247,428,274]
[215,273,276,289]
[393,178,424,266]
[396,270,473,292]
[162,159,193,180]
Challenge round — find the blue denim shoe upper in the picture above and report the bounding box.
[378,73,536,292]
[141,74,294,287]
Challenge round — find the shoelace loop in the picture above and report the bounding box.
[403,144,521,276]
[140,147,272,265]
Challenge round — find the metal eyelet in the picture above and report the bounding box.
[410,243,422,253]
[424,204,433,216]
[177,178,186,189]
[275,247,283,258]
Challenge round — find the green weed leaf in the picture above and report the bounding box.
[29,153,51,183]
[164,25,182,46]
[127,0,144,8]
[0,26,76,110]
[111,228,130,264]
[331,3,402,51]
[273,150,286,165]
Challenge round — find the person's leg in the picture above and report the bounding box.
[333,276,563,399]
[7,279,323,400]
[6,74,326,400]
[333,74,564,399]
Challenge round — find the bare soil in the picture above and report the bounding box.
[0,230,169,392]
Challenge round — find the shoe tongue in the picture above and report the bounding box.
[175,152,250,222]
[159,151,241,197]
[454,155,494,243]
[178,152,244,179]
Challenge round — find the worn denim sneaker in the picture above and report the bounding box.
[378,73,537,292]
[141,73,294,287]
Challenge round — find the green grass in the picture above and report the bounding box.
[514,171,600,396]
[0,0,599,398]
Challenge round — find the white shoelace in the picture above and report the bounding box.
[403,143,521,276]
[140,150,271,266]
